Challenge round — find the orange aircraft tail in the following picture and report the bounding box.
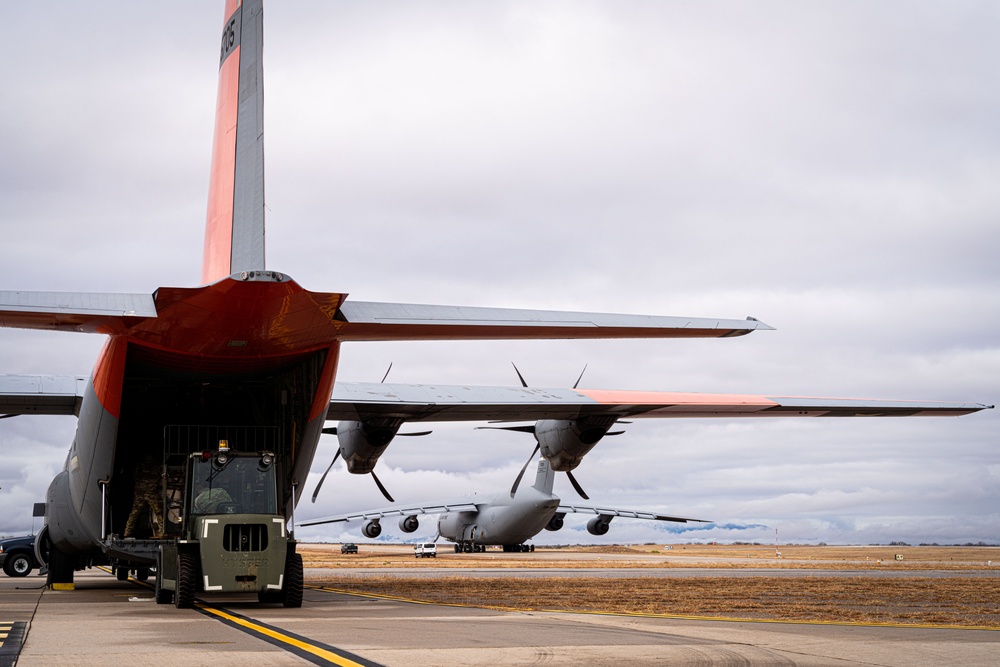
[202,0,266,285]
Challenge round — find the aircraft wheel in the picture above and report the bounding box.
[115,565,130,581]
[135,567,150,582]
[175,552,197,609]
[46,544,74,587]
[282,553,303,608]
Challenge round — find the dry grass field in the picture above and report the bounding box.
[301,543,1000,627]
[300,542,998,570]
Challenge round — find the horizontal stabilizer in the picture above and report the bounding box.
[335,301,772,341]
[0,374,87,416]
[327,382,993,422]
[0,290,156,333]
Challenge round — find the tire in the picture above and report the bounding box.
[135,567,150,582]
[281,553,303,608]
[5,553,33,577]
[46,545,74,587]
[116,565,130,581]
[175,552,197,609]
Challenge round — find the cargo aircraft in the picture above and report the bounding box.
[302,456,709,552]
[0,1,991,607]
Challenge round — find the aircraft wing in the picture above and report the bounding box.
[557,504,708,524]
[0,374,88,416]
[327,382,992,422]
[0,290,156,333]
[334,301,773,340]
[299,499,480,527]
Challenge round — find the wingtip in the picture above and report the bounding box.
[746,316,776,331]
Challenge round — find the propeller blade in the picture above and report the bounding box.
[380,362,393,384]
[371,470,395,503]
[398,430,432,437]
[572,364,588,389]
[475,425,536,433]
[311,450,341,503]
[0,414,18,420]
[566,470,590,500]
[606,431,626,436]
[511,362,529,388]
[321,426,338,435]
[510,443,541,497]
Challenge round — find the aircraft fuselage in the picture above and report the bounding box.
[46,273,346,557]
[437,487,560,546]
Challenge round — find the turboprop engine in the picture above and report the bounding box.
[312,419,430,504]
[535,415,620,471]
[337,419,404,475]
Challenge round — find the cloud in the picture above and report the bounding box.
[1,2,997,545]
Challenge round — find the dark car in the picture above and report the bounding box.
[340,543,358,554]
[0,535,39,577]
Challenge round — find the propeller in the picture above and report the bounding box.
[0,414,17,420]
[311,447,340,503]
[509,443,540,497]
[370,470,394,503]
[311,424,431,503]
[565,470,589,500]
[504,363,596,499]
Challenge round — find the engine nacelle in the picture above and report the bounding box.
[399,515,420,533]
[535,415,618,472]
[544,512,565,532]
[337,419,403,475]
[362,519,382,538]
[586,515,612,536]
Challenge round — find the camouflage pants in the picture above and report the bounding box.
[124,487,164,538]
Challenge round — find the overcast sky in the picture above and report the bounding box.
[1,2,997,546]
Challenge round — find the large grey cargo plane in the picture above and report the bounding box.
[0,0,991,604]
[301,456,708,552]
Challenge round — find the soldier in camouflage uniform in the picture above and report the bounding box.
[124,455,165,538]
[193,479,234,513]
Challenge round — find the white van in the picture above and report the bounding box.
[414,543,437,558]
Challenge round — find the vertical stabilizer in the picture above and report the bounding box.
[202,0,266,285]
[532,458,556,495]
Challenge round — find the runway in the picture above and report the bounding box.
[1,567,997,666]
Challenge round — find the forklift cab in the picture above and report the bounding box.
[182,445,278,531]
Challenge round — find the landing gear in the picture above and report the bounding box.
[502,544,534,552]
[46,543,75,589]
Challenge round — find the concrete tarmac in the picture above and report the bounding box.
[1,568,998,666]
